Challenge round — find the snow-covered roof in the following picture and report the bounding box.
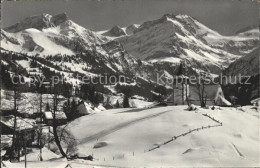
[44,111,67,120]
[217,95,231,106]
[77,102,89,114]
[0,116,36,131]
[251,97,260,103]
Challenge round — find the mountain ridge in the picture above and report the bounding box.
[1,12,258,79]
[116,13,259,73]
[4,13,69,33]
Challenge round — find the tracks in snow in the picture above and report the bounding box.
[231,143,244,158]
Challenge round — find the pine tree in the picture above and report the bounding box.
[1,66,13,90]
[123,95,130,108]
[115,100,120,108]
[45,102,50,111]
[89,86,95,103]
[71,99,77,114]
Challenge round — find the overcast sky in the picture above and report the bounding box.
[2,0,259,35]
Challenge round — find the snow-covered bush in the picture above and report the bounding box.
[187,104,197,111]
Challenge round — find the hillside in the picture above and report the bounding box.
[4,105,260,167]
[223,47,260,76]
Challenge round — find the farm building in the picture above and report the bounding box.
[76,101,102,115]
[28,68,42,76]
[44,111,67,126]
[0,118,36,147]
[76,101,91,116]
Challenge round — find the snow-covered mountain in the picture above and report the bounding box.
[1,12,258,87]
[117,14,259,73]
[1,13,142,77]
[2,13,110,56]
[1,13,176,98]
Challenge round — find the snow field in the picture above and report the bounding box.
[63,105,259,167]
[3,105,259,167]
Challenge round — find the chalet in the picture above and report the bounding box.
[0,121,14,135]
[76,101,90,116]
[44,111,67,126]
[0,119,36,147]
[28,68,42,76]
[0,116,36,132]
[76,101,99,115]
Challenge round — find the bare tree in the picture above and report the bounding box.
[7,84,27,162]
[195,71,210,107]
[58,125,78,157]
[34,76,48,161]
[51,91,68,159]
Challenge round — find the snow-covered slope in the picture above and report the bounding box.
[118,14,259,73]
[1,13,111,56]
[1,13,145,80]
[11,105,255,167]
[175,15,259,55]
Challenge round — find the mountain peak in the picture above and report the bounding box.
[112,25,121,29]
[161,13,176,19]
[103,25,126,37]
[135,13,186,33]
[125,24,140,35]
[51,13,69,25]
[4,13,69,33]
